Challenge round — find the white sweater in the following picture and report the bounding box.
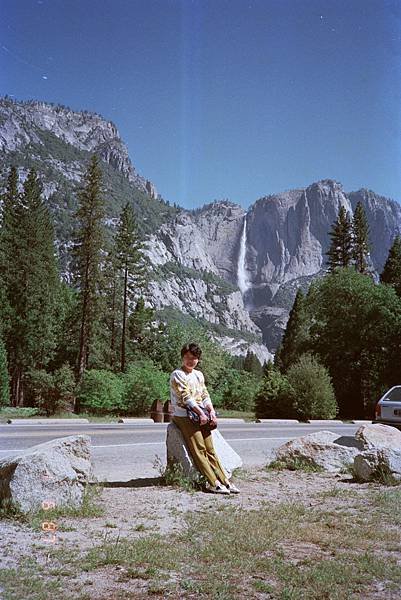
[169,368,213,417]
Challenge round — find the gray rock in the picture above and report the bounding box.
[166,422,242,481]
[0,435,95,514]
[353,448,401,482]
[355,423,401,450]
[273,430,359,473]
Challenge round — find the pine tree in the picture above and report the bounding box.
[114,202,147,372]
[352,201,370,274]
[380,235,401,298]
[243,349,262,376]
[275,289,307,373]
[72,154,107,388]
[326,206,353,271]
[0,335,10,406]
[102,247,123,370]
[0,168,61,405]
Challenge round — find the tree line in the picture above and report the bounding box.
[256,202,401,419]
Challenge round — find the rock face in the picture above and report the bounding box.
[0,97,154,196]
[273,430,361,473]
[0,435,94,513]
[166,422,243,481]
[1,97,401,354]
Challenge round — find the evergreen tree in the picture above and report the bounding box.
[0,335,10,406]
[243,349,263,376]
[72,154,107,388]
[102,247,123,370]
[326,206,353,271]
[275,289,307,372]
[255,360,294,419]
[352,201,370,274]
[380,235,401,299]
[114,202,147,372]
[1,168,61,405]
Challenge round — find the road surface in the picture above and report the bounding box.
[0,421,360,481]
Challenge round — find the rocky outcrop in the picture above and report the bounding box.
[0,435,95,514]
[0,97,155,197]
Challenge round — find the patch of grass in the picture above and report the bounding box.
[215,410,255,421]
[1,481,104,528]
[73,498,401,598]
[0,558,64,599]
[267,457,324,473]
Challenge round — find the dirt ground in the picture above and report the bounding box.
[2,465,399,599]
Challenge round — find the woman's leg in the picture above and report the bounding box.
[202,429,229,485]
[172,417,220,486]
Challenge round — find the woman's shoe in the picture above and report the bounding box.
[205,481,230,494]
[226,481,240,494]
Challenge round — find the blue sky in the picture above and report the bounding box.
[1,0,401,208]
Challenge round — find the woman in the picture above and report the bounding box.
[170,342,240,494]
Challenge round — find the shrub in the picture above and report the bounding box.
[121,360,169,416]
[219,369,261,412]
[77,369,124,415]
[254,363,295,419]
[286,353,338,421]
[26,364,76,416]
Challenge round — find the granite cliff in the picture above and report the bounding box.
[1,96,400,357]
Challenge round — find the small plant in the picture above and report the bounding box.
[267,457,324,473]
[153,455,204,492]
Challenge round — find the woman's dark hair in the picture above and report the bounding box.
[181,342,202,359]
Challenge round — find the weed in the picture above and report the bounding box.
[267,457,324,473]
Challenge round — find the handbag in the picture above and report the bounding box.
[186,406,217,430]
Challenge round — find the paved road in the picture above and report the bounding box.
[0,421,360,481]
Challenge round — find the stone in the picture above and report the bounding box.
[166,422,242,481]
[353,448,401,482]
[0,435,95,514]
[355,423,401,450]
[273,430,360,473]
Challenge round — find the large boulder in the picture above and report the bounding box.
[355,423,401,450]
[354,448,401,482]
[0,435,95,514]
[166,422,242,481]
[273,431,361,473]
[353,424,401,482]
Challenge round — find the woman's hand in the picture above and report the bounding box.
[209,410,217,426]
[199,411,209,426]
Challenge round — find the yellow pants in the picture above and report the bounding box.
[172,416,229,487]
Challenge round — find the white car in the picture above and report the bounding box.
[374,386,401,428]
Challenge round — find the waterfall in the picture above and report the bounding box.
[237,214,250,297]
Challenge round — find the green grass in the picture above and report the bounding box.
[267,457,325,473]
[216,410,255,420]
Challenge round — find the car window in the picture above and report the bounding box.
[383,388,401,402]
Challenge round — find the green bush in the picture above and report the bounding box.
[254,363,295,419]
[219,369,261,412]
[286,353,338,421]
[121,360,169,416]
[77,369,124,415]
[27,364,76,415]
